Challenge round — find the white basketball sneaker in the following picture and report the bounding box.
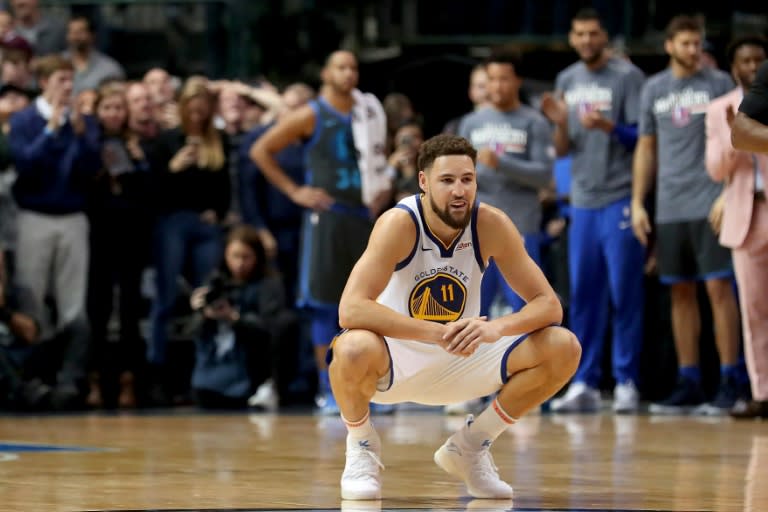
[247,379,278,412]
[550,382,601,413]
[612,380,640,413]
[341,436,385,500]
[433,415,513,498]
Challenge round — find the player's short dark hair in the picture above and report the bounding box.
[573,7,603,27]
[484,47,523,75]
[68,15,94,33]
[417,134,477,173]
[665,15,703,41]
[726,35,768,65]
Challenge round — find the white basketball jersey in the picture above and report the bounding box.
[377,195,485,325]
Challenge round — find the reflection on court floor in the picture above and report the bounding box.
[0,411,764,512]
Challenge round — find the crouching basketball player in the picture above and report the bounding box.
[328,134,581,500]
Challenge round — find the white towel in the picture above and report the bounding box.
[351,88,390,206]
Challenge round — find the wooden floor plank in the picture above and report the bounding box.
[0,412,766,512]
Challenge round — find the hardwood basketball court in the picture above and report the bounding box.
[0,410,765,512]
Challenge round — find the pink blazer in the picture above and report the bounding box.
[705,88,768,249]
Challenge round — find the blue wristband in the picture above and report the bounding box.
[611,123,637,150]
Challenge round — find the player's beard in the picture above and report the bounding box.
[671,53,699,72]
[430,195,472,230]
[580,47,604,66]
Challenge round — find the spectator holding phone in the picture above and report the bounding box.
[146,77,230,404]
[86,82,152,408]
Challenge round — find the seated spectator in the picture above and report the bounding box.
[0,256,50,411]
[64,16,125,96]
[189,225,297,410]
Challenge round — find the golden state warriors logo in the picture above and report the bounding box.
[409,272,467,323]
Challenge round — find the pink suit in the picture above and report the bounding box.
[706,88,768,401]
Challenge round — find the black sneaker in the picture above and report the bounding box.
[730,399,768,419]
[649,376,706,415]
[694,376,740,416]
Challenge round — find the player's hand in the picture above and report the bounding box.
[442,316,501,357]
[290,185,334,210]
[631,201,652,246]
[540,92,568,125]
[579,110,613,133]
[169,144,197,172]
[190,286,209,311]
[708,193,726,235]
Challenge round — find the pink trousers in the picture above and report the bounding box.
[733,199,768,401]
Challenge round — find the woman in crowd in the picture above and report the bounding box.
[87,82,152,409]
[146,78,230,403]
[189,225,296,410]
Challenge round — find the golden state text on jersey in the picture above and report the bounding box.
[377,195,485,326]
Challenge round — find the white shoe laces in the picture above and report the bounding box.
[468,448,501,483]
[345,446,385,480]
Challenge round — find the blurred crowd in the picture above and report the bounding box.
[0,1,765,420]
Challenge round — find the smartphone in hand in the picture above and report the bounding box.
[103,139,134,176]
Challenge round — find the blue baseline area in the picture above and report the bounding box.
[0,442,104,453]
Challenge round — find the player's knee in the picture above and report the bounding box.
[704,278,735,307]
[544,326,581,377]
[332,330,384,371]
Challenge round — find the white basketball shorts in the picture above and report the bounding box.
[371,333,530,406]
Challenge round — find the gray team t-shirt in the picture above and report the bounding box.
[459,105,554,234]
[556,57,645,208]
[639,67,733,223]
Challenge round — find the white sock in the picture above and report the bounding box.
[459,398,517,450]
[342,409,379,451]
